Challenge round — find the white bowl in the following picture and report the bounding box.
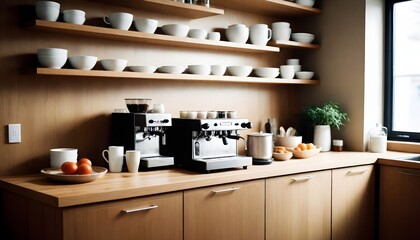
[227,66,253,77]
[291,33,315,43]
[275,136,303,148]
[226,24,249,44]
[253,67,279,78]
[37,48,67,69]
[211,65,227,76]
[100,59,127,72]
[287,58,299,65]
[296,0,315,7]
[128,65,157,73]
[296,71,314,80]
[161,24,189,37]
[188,65,211,75]
[157,65,186,74]
[188,29,207,39]
[36,1,60,21]
[68,56,97,70]
[134,18,158,34]
[63,9,86,25]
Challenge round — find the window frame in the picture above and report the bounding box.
[384,0,420,142]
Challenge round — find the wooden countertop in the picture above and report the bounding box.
[0,151,417,208]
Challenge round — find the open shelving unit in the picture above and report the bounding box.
[36,68,320,85]
[211,0,321,16]
[34,20,280,53]
[271,40,320,49]
[91,0,224,19]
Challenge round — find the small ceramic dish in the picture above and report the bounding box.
[273,151,293,161]
[287,147,322,159]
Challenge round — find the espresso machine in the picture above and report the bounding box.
[111,113,174,169]
[163,118,253,172]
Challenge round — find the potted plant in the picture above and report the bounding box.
[299,102,349,151]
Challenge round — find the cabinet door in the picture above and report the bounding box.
[266,170,331,240]
[184,179,265,240]
[62,192,182,240]
[332,165,375,240]
[379,165,420,240]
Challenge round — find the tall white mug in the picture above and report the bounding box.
[125,150,141,173]
[272,22,291,41]
[102,146,124,172]
[103,12,133,30]
[249,24,272,46]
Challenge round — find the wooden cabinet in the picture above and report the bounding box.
[332,165,375,240]
[62,192,182,240]
[379,165,420,240]
[266,170,332,240]
[184,179,265,240]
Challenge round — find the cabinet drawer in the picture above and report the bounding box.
[62,192,182,240]
[184,179,265,240]
[266,170,331,240]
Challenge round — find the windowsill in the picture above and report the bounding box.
[387,140,420,153]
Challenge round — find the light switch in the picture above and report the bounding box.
[8,124,21,143]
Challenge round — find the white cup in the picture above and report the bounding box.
[287,58,300,65]
[207,111,218,119]
[197,111,207,119]
[227,111,238,119]
[36,1,60,21]
[102,146,124,172]
[63,9,86,25]
[280,65,295,79]
[187,111,197,119]
[249,24,272,46]
[152,103,165,113]
[103,12,133,30]
[211,65,226,76]
[50,148,78,168]
[180,110,188,118]
[134,18,158,33]
[125,150,141,173]
[272,22,291,41]
[207,32,221,41]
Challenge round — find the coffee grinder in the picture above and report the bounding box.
[111,112,174,169]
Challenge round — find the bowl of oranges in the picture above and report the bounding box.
[287,143,321,159]
[273,146,293,161]
[41,158,107,183]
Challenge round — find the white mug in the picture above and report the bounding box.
[153,103,165,113]
[280,65,295,79]
[50,148,77,168]
[197,111,207,119]
[103,12,133,30]
[272,22,291,41]
[249,24,272,46]
[125,150,141,173]
[102,146,124,172]
[207,32,221,41]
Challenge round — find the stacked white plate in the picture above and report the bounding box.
[253,67,279,78]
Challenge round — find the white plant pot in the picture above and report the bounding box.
[314,125,331,152]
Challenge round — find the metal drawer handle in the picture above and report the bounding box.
[291,175,314,182]
[212,187,240,193]
[399,171,420,177]
[346,169,367,175]
[122,204,158,213]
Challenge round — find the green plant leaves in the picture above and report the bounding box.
[301,102,350,130]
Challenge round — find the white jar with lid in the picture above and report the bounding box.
[368,123,387,153]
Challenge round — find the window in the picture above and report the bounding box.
[385,0,420,142]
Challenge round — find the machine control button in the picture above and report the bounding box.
[214,123,218,127]
[241,122,252,129]
[162,119,170,123]
[235,123,239,126]
[148,120,154,124]
[201,123,210,130]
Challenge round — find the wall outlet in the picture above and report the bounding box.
[8,124,21,143]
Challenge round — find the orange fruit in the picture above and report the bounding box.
[78,158,92,166]
[61,162,78,175]
[77,163,92,175]
[298,143,307,151]
[306,143,316,150]
[294,146,302,151]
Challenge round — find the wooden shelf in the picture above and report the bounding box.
[212,0,321,17]
[34,20,280,53]
[270,40,320,49]
[91,0,224,19]
[36,68,320,85]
